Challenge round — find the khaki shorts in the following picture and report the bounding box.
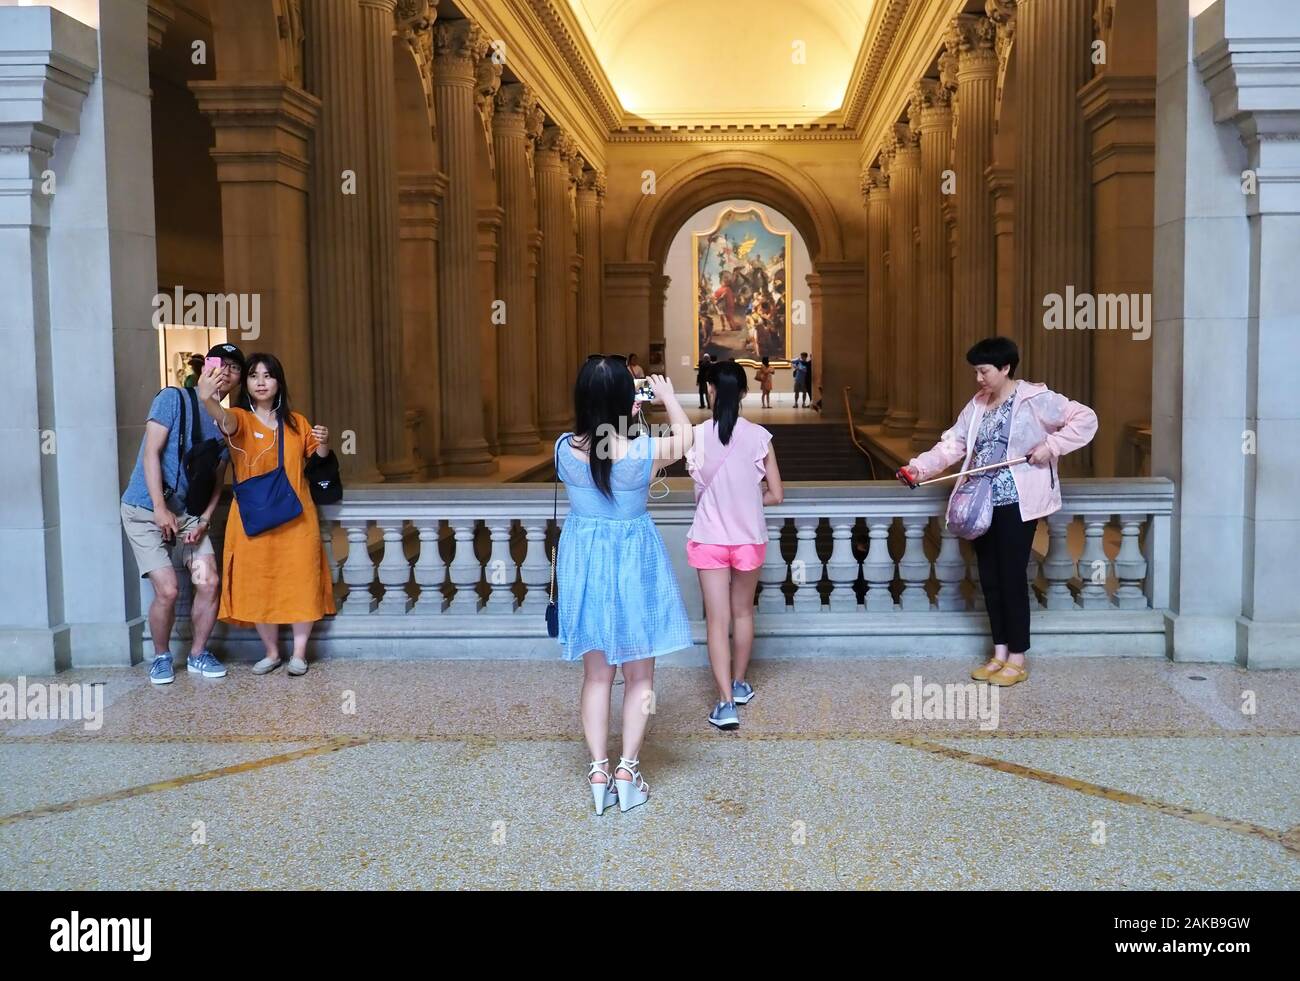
[120,502,215,579]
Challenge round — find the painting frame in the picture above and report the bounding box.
[692,206,792,369]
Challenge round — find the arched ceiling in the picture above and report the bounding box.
[566,0,876,125]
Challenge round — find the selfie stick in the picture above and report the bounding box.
[909,456,1028,487]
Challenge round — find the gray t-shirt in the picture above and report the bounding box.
[121,388,227,511]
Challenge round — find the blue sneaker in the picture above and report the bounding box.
[149,654,175,685]
[187,651,227,679]
[708,700,739,730]
[732,680,755,705]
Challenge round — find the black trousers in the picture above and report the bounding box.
[971,502,1038,653]
[698,384,709,407]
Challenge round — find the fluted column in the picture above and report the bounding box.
[576,169,605,361]
[947,12,999,416]
[433,19,497,474]
[398,170,445,475]
[862,167,890,423]
[359,0,414,478]
[1012,0,1094,470]
[566,149,585,372]
[912,80,954,447]
[491,82,541,454]
[882,125,920,437]
[535,126,573,437]
[305,0,376,479]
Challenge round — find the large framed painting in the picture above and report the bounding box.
[693,206,791,367]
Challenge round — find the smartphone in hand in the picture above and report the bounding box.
[204,356,223,373]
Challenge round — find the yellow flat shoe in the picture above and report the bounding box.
[971,658,1006,682]
[988,661,1028,687]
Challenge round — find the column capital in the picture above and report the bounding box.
[536,125,574,160]
[946,13,999,78]
[911,78,953,131]
[395,0,438,32]
[493,81,536,124]
[433,18,488,76]
[577,168,606,198]
[892,121,921,156]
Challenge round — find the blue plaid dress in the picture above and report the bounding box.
[554,434,692,665]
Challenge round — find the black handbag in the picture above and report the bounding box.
[546,438,563,637]
[305,449,343,505]
[173,387,224,517]
[231,417,303,536]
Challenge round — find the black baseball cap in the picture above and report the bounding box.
[206,342,246,372]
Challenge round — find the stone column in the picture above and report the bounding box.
[358,0,414,478]
[946,12,999,416]
[576,169,605,361]
[811,262,868,422]
[535,126,573,437]
[398,170,445,474]
[304,0,377,479]
[0,6,103,672]
[911,80,954,447]
[189,83,320,412]
[1012,0,1095,471]
[566,150,585,370]
[491,82,541,454]
[432,19,496,474]
[863,166,891,424]
[477,206,503,456]
[882,124,920,437]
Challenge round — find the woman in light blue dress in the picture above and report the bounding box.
[555,355,694,814]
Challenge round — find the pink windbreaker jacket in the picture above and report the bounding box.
[907,381,1098,522]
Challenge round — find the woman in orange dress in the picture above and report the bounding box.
[195,353,336,676]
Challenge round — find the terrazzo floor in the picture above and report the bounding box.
[2,656,1298,890]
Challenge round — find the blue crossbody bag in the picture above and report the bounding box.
[232,417,303,536]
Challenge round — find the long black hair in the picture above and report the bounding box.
[572,356,637,498]
[710,359,747,445]
[239,352,298,433]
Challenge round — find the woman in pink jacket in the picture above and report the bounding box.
[897,337,1097,687]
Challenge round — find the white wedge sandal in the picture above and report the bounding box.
[614,757,649,813]
[587,759,617,816]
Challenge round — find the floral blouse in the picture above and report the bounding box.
[971,392,1019,505]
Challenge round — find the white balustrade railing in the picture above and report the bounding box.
[202,478,1165,658]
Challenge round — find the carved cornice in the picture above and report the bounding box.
[523,0,621,131]
[843,0,911,131]
[608,122,857,143]
[147,0,175,50]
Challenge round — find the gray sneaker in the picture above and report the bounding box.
[708,700,740,730]
[186,651,227,678]
[149,654,175,685]
[732,680,755,705]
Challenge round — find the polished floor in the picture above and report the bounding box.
[2,656,1298,889]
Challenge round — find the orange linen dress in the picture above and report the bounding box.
[218,408,337,626]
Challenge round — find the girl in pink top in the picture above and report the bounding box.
[686,360,784,730]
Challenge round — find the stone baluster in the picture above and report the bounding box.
[519,516,551,613]
[1113,514,1147,609]
[339,520,376,614]
[411,518,446,614]
[320,519,340,584]
[483,518,516,613]
[826,518,861,612]
[791,518,823,612]
[375,518,412,614]
[897,516,932,610]
[934,521,967,611]
[863,518,896,611]
[757,517,788,613]
[1078,516,1113,609]
[1041,512,1077,609]
[446,518,482,613]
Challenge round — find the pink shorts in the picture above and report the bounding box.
[687,540,767,571]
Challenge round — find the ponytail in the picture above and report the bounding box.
[710,360,748,445]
